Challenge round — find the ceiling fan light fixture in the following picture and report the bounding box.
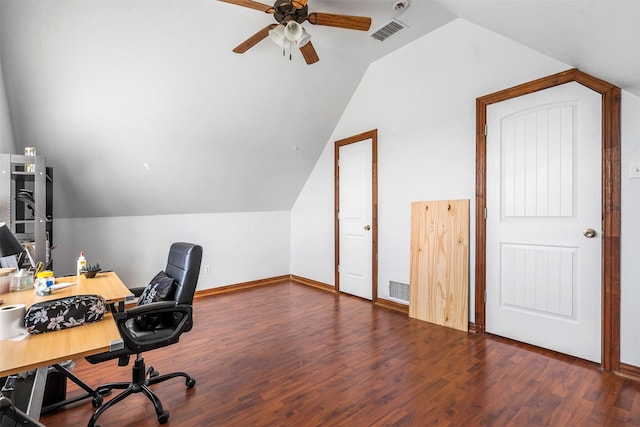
[269,24,286,47]
[284,21,303,41]
[296,28,311,47]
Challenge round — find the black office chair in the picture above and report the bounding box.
[0,396,46,427]
[85,242,203,427]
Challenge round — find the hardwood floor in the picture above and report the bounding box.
[41,282,640,426]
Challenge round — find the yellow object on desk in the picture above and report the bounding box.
[34,270,54,296]
[34,261,45,275]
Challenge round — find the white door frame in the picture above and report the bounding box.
[475,68,621,371]
[334,129,378,301]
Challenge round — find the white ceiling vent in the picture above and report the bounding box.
[370,19,408,42]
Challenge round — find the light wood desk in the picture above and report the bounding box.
[0,271,134,376]
[0,271,134,418]
[0,271,134,311]
[0,311,124,378]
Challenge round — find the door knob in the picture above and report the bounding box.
[364,225,371,231]
[583,228,597,238]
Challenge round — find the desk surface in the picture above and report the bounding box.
[0,313,122,377]
[0,271,131,377]
[0,271,134,308]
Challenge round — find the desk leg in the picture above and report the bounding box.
[25,366,48,419]
[40,363,105,413]
[109,301,125,314]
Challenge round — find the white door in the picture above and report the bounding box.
[338,139,373,300]
[486,81,602,362]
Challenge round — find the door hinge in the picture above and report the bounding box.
[337,265,340,272]
[484,124,488,136]
[484,290,487,302]
[484,207,487,220]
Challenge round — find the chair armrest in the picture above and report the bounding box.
[113,301,193,353]
[115,300,178,318]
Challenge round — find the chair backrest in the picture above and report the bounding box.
[164,242,203,305]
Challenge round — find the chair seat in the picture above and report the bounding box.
[86,319,177,364]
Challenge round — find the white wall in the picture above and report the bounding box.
[292,18,567,303]
[55,210,290,290]
[0,0,367,219]
[290,142,336,285]
[0,57,15,154]
[291,18,640,366]
[620,91,640,366]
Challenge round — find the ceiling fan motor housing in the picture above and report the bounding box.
[273,0,308,23]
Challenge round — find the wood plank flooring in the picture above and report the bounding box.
[40,282,640,426]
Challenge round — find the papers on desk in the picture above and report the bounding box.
[8,330,29,341]
[50,282,76,291]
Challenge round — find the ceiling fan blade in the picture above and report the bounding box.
[299,41,319,65]
[307,12,371,31]
[218,0,275,13]
[233,24,278,54]
[291,0,308,9]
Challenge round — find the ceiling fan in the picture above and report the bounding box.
[219,0,372,64]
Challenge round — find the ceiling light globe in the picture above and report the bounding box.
[284,21,303,41]
[296,28,311,47]
[269,24,286,47]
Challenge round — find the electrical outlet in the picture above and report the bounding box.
[203,265,210,275]
[631,162,640,179]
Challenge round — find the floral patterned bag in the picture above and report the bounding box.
[24,294,106,334]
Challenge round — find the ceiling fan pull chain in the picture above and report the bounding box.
[289,39,293,61]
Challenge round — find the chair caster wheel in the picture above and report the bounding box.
[186,378,196,388]
[92,395,103,408]
[158,410,170,424]
[97,388,112,397]
[147,366,159,378]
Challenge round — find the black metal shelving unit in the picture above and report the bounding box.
[0,154,53,269]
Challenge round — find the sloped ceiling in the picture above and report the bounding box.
[0,0,637,219]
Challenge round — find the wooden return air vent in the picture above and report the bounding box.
[409,200,469,332]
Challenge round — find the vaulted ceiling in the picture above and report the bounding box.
[0,0,637,219]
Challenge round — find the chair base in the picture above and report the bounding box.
[88,355,195,427]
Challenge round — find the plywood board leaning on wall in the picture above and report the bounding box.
[409,199,469,332]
